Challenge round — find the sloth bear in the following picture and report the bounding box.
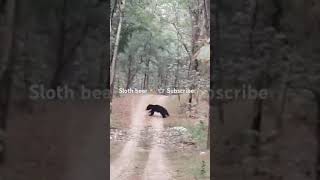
[146,104,170,118]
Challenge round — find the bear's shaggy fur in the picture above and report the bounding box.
[146,104,170,118]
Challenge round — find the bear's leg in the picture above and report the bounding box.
[149,110,154,116]
[161,112,166,118]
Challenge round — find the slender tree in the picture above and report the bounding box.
[110,0,126,98]
[212,0,224,125]
[0,0,18,163]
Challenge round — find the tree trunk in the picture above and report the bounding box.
[110,0,126,98]
[203,0,210,37]
[188,0,201,106]
[140,77,143,89]
[250,96,263,158]
[276,83,288,135]
[0,0,15,79]
[0,0,17,164]
[51,6,90,89]
[174,59,180,89]
[249,0,258,52]
[110,0,118,26]
[99,52,107,88]
[164,72,168,94]
[213,0,224,124]
[158,67,163,89]
[116,76,120,97]
[314,92,320,180]
[206,0,210,31]
[143,73,147,89]
[50,0,67,88]
[171,23,192,78]
[250,71,266,156]
[276,64,291,136]
[271,0,283,31]
[207,117,210,149]
[126,55,133,89]
[143,59,150,90]
[0,0,16,130]
[251,97,263,137]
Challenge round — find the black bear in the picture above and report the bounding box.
[146,104,170,118]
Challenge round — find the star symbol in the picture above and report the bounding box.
[158,88,165,94]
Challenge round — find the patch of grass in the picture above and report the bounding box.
[187,122,208,149]
[188,158,210,179]
[167,150,210,180]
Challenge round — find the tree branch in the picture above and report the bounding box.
[65,22,90,61]
[171,23,192,62]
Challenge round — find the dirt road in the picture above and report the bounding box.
[110,95,172,180]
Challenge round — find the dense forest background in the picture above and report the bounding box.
[212,0,320,180]
[110,0,210,99]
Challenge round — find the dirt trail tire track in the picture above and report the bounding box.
[143,95,172,180]
[110,95,148,179]
[110,95,173,180]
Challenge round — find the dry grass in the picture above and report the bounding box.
[167,150,210,180]
[163,94,210,179]
[163,94,209,128]
[111,95,136,128]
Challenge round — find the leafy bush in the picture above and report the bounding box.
[188,121,207,148]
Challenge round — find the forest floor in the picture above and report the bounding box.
[110,94,210,180]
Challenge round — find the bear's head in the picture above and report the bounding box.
[146,104,153,110]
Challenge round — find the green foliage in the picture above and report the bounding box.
[118,24,149,53]
[188,122,207,148]
[113,0,209,92]
[188,157,210,179]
